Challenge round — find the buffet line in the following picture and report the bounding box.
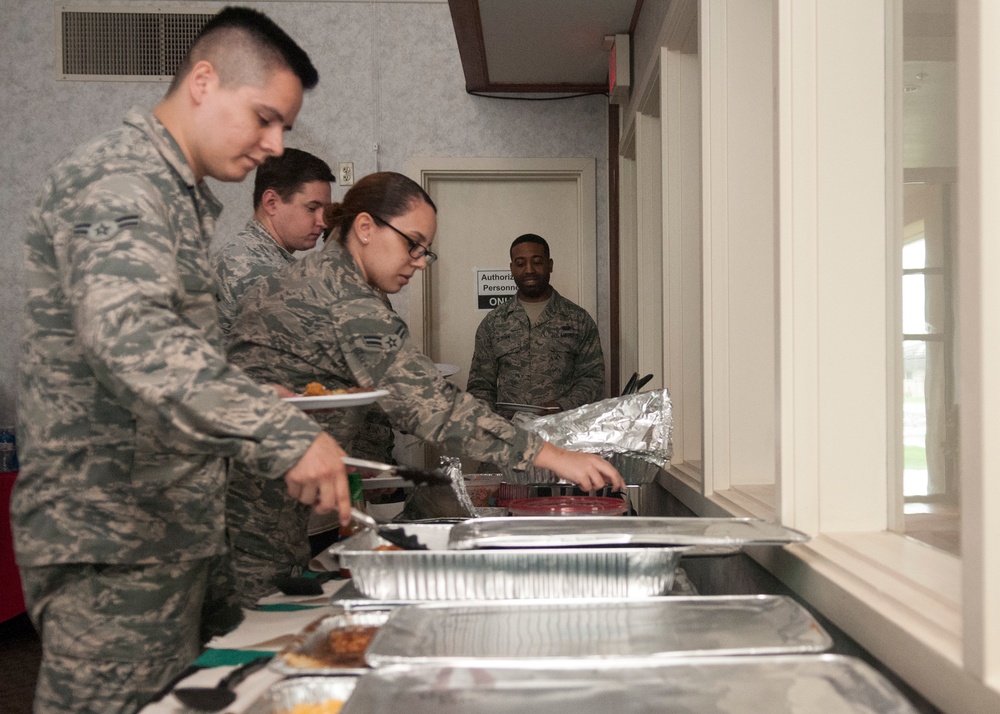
[142,509,920,714]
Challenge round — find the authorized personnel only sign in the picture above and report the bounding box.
[476,269,516,310]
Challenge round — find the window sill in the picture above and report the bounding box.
[749,534,1000,713]
[656,475,1000,711]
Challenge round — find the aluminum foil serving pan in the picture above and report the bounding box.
[341,654,917,714]
[332,524,686,600]
[270,609,391,676]
[364,595,831,666]
[448,516,809,555]
[245,676,358,714]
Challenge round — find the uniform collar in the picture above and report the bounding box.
[246,218,294,261]
[123,107,223,220]
[507,288,561,320]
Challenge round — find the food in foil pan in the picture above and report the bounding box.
[503,390,673,484]
[272,610,390,675]
[245,677,358,714]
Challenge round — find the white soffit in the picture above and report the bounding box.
[477,0,634,85]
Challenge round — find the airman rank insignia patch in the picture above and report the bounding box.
[359,326,405,352]
[73,214,140,242]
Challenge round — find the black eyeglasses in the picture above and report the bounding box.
[371,215,437,265]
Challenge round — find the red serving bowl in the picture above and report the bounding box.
[506,495,628,517]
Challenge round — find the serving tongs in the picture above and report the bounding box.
[342,456,451,488]
[350,507,429,550]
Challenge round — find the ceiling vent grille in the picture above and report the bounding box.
[59,8,214,81]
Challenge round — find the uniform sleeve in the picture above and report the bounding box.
[466,316,498,407]
[557,312,606,410]
[212,242,241,338]
[60,174,320,478]
[335,303,542,470]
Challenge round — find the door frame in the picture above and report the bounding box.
[404,157,598,356]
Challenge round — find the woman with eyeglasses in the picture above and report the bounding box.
[222,171,623,605]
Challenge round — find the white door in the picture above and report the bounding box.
[400,158,597,467]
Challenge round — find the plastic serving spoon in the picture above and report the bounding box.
[172,656,271,712]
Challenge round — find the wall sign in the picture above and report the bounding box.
[476,269,516,310]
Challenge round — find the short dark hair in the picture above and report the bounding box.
[510,233,550,259]
[169,6,318,94]
[323,172,437,244]
[252,149,334,209]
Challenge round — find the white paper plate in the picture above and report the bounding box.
[283,390,389,410]
[435,363,460,377]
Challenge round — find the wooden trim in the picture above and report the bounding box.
[608,103,621,396]
[448,0,489,92]
[629,0,645,35]
[467,83,608,95]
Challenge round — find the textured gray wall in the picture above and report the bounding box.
[0,0,609,426]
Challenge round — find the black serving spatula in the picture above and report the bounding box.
[350,507,429,550]
[172,656,271,712]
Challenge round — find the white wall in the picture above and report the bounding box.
[0,0,610,426]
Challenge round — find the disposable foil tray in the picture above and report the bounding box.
[341,655,918,714]
[364,595,831,666]
[448,516,809,555]
[333,524,686,600]
[270,609,391,676]
[245,676,358,714]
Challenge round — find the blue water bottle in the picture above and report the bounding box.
[0,427,18,472]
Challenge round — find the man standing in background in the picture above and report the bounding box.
[467,233,605,421]
[213,147,334,337]
[13,8,350,713]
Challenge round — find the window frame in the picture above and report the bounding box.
[625,0,1000,710]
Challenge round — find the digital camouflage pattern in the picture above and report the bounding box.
[228,240,544,467]
[20,557,238,714]
[14,108,323,711]
[212,218,295,337]
[467,289,605,418]
[215,227,394,599]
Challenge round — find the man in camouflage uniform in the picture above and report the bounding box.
[212,147,333,337]
[467,233,605,420]
[13,9,351,714]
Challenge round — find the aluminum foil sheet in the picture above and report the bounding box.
[270,610,391,676]
[332,524,684,600]
[245,676,358,714]
[397,457,479,520]
[364,595,831,666]
[503,389,673,484]
[448,516,810,554]
[341,654,917,714]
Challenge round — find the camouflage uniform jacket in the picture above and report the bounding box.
[467,289,605,418]
[14,107,321,567]
[227,240,544,469]
[212,218,294,337]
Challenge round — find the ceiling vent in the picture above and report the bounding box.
[58,7,214,81]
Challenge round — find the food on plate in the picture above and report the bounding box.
[302,382,369,396]
[278,701,343,714]
[279,624,380,669]
[373,544,404,551]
